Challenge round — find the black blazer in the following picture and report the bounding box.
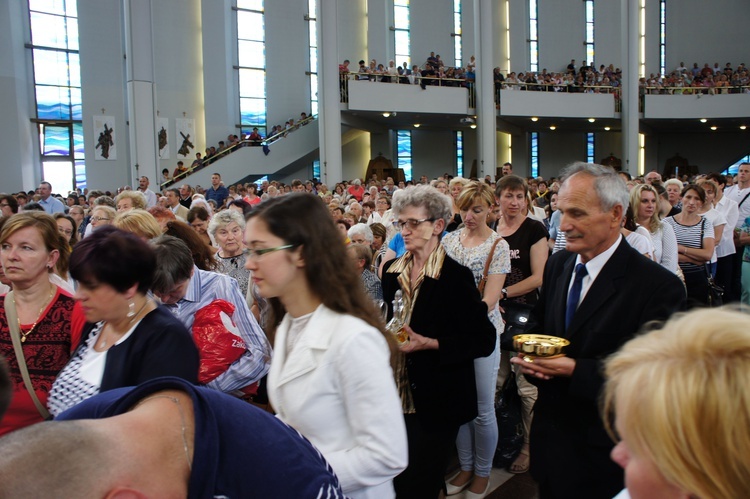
[382,254,496,432]
[526,239,686,498]
[75,306,199,392]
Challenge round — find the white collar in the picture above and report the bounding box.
[573,234,622,284]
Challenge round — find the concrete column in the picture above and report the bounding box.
[620,0,639,176]
[124,0,158,186]
[0,0,36,192]
[475,0,496,179]
[317,0,343,184]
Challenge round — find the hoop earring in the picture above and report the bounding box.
[127,300,136,318]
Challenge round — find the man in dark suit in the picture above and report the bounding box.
[512,163,686,499]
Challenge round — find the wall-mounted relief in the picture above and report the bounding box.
[93,115,116,160]
[176,118,195,157]
[157,117,170,159]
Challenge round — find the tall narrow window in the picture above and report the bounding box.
[306,0,318,115]
[529,0,538,73]
[587,133,595,163]
[639,0,646,78]
[638,133,645,176]
[394,0,410,67]
[530,132,539,177]
[236,0,266,137]
[455,131,464,177]
[453,0,462,68]
[397,130,412,181]
[659,0,666,77]
[312,159,320,180]
[585,1,594,66]
[27,0,84,189]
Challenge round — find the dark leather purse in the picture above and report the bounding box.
[499,300,535,351]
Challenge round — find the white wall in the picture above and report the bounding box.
[666,0,750,72]
[499,90,617,119]
[153,0,206,182]
[411,0,453,67]
[538,0,583,73]
[508,0,529,73]
[338,0,368,64]
[594,1,623,71]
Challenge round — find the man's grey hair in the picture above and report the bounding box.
[150,235,194,294]
[392,184,452,223]
[559,162,629,216]
[207,209,245,240]
[347,223,373,243]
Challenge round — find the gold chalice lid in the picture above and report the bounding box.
[513,334,570,362]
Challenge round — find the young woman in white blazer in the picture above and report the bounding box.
[244,194,407,499]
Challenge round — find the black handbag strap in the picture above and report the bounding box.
[737,190,750,209]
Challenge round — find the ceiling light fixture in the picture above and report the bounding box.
[413,124,420,128]
[588,118,595,123]
[604,127,611,131]
[699,118,707,123]
[741,125,747,130]
[710,126,717,131]
[470,124,477,129]
[549,125,556,131]
[531,117,539,122]
[382,112,391,118]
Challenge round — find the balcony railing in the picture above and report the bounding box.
[497,82,622,112]
[340,72,477,108]
[160,114,317,190]
[641,84,749,95]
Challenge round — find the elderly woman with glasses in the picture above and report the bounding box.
[89,205,116,233]
[381,184,496,498]
[208,210,250,296]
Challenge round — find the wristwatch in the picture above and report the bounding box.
[501,288,508,300]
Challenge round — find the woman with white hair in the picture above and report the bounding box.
[347,178,365,202]
[347,223,374,247]
[208,210,249,296]
[190,193,214,217]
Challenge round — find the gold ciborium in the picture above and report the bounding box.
[513,334,570,362]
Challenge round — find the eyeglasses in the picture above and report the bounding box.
[246,244,297,260]
[392,218,435,231]
[91,216,111,222]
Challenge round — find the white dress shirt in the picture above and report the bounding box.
[568,235,623,309]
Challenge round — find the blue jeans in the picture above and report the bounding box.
[456,335,500,477]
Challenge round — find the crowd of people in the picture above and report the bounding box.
[0,160,749,497]
[642,61,750,94]
[162,113,315,189]
[340,54,749,105]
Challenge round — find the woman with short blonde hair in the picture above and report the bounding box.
[604,308,750,499]
[113,209,162,240]
[114,191,147,212]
